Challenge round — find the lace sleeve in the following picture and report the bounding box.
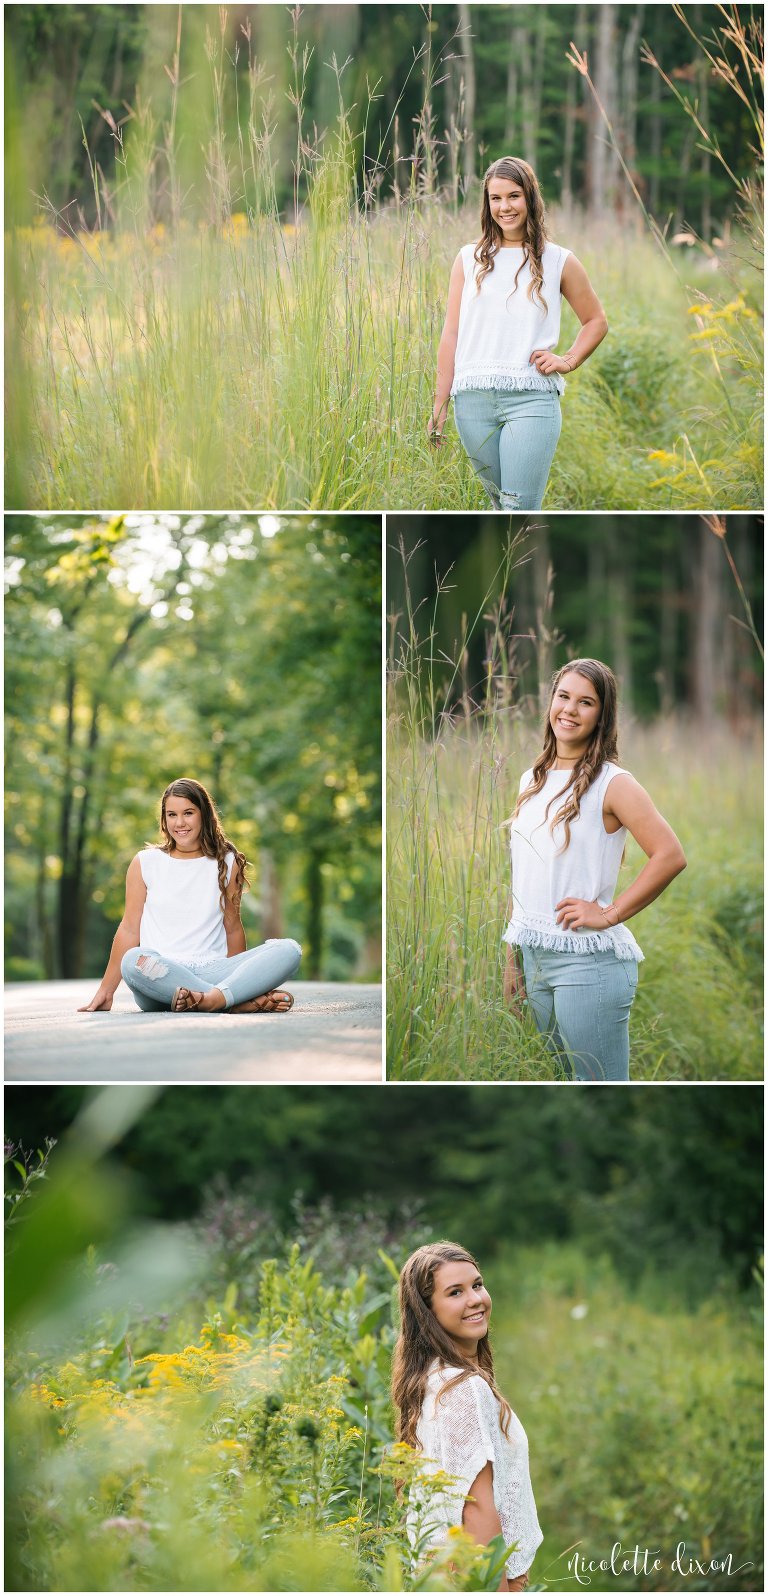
[413,1374,498,1544]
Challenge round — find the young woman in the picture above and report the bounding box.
[428,156,608,510]
[79,778,301,1015]
[392,1241,542,1593]
[503,660,687,1081]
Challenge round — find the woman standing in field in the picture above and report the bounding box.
[429,156,608,509]
[504,659,687,1081]
[393,1241,542,1591]
[79,777,301,1015]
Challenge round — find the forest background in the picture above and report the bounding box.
[5,514,381,984]
[386,514,763,1078]
[6,2,763,509]
[7,2,753,229]
[5,1084,763,1592]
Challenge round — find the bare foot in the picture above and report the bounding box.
[228,989,294,1014]
[171,987,226,1013]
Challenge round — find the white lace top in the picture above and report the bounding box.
[503,762,643,962]
[137,848,234,968]
[407,1363,543,1579]
[451,240,572,397]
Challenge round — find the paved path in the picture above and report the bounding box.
[4,981,382,1083]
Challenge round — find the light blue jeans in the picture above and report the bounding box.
[453,387,562,510]
[521,946,638,1082]
[120,940,302,1012]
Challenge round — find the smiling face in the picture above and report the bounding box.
[549,670,603,759]
[487,176,528,243]
[163,793,204,853]
[430,1260,492,1359]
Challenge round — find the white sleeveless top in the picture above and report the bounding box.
[451,240,572,397]
[137,848,234,967]
[408,1363,543,1579]
[503,763,643,962]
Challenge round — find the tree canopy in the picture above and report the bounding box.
[5,514,381,980]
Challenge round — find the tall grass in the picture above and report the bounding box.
[386,546,763,1081]
[6,12,763,510]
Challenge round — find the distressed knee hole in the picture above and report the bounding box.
[137,954,168,980]
[500,491,522,509]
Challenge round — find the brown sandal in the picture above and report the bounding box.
[228,989,294,1014]
[171,987,204,1013]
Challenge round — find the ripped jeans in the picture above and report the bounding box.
[453,387,562,510]
[120,940,302,1012]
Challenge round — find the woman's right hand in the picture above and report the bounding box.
[78,987,114,1012]
[427,412,446,446]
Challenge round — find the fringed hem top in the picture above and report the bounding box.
[503,763,644,963]
[451,240,572,397]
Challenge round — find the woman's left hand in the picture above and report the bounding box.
[530,349,572,375]
[555,897,612,931]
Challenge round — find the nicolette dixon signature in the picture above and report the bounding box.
[552,1542,754,1585]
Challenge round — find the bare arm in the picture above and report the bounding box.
[556,775,687,933]
[224,864,247,957]
[463,1462,510,1592]
[531,253,608,377]
[428,252,466,439]
[78,856,147,1011]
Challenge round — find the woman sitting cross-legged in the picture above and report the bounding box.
[79,777,301,1016]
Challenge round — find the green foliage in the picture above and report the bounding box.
[5,1086,763,1292]
[387,714,763,1080]
[4,516,381,981]
[6,1206,763,1591]
[386,526,763,1081]
[5,8,762,511]
[5,5,755,225]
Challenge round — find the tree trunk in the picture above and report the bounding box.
[57,661,78,978]
[561,28,578,207]
[305,844,324,978]
[696,4,711,241]
[504,51,518,151]
[620,6,643,215]
[36,848,55,979]
[658,554,677,717]
[674,125,695,232]
[724,519,755,728]
[586,528,605,655]
[607,535,633,714]
[261,849,284,940]
[457,3,476,186]
[532,527,553,710]
[691,521,723,718]
[588,5,619,217]
[512,21,536,169]
[648,65,662,217]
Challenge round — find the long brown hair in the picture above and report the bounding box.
[513,659,619,851]
[157,777,249,911]
[475,156,549,309]
[391,1241,511,1451]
